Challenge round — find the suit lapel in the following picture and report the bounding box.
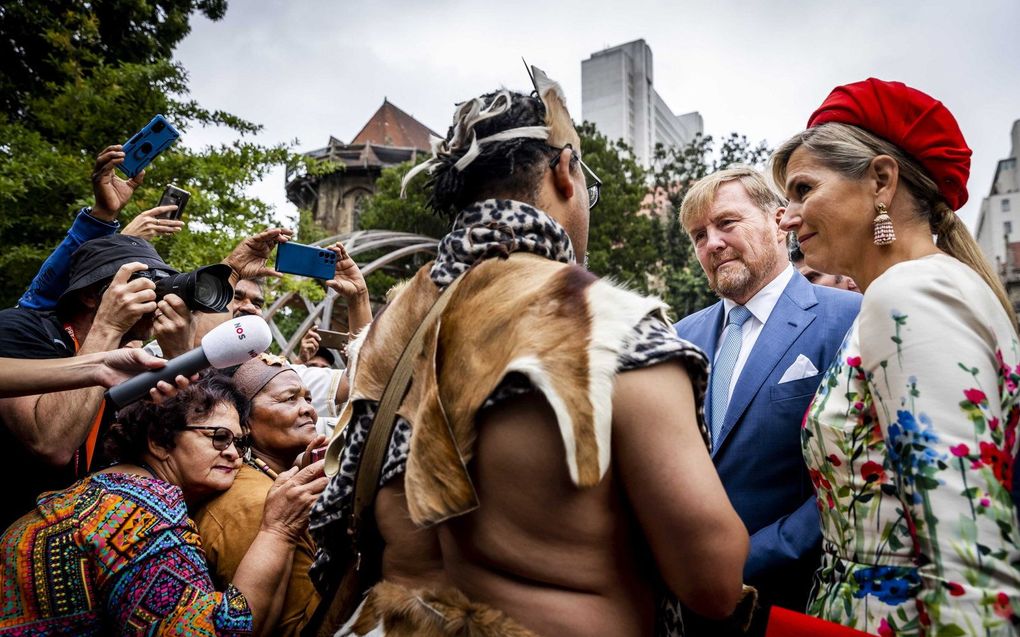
[712,274,818,457]
[688,303,725,428]
[700,303,725,364]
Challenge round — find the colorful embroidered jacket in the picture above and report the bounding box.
[0,472,253,636]
[803,254,1020,636]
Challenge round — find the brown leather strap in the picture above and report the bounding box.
[306,274,465,637]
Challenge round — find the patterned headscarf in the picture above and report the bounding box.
[232,353,295,401]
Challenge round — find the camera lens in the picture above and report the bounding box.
[195,271,228,307]
[152,264,233,313]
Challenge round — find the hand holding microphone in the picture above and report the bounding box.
[106,315,272,409]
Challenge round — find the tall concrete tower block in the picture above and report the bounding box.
[582,39,703,168]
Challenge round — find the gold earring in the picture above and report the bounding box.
[873,202,895,246]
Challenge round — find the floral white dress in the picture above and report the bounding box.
[802,254,1020,636]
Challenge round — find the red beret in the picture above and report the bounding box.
[807,78,971,210]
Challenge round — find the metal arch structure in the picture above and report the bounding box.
[263,229,439,359]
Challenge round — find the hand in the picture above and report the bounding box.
[148,374,195,405]
[222,228,294,283]
[324,242,368,301]
[153,294,196,359]
[91,145,144,221]
[121,206,183,240]
[298,327,321,363]
[261,460,328,543]
[294,434,327,469]
[92,263,158,338]
[90,348,167,387]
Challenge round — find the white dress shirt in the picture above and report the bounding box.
[715,264,795,402]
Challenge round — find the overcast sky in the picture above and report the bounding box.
[174,0,1020,230]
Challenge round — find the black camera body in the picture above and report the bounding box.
[133,264,233,313]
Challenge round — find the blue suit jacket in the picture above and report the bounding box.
[675,271,861,612]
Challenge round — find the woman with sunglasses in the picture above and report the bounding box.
[0,374,326,636]
[193,354,325,637]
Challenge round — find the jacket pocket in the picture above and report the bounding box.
[770,373,824,402]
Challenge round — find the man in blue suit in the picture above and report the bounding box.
[674,167,860,635]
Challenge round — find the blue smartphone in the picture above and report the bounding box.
[275,242,336,280]
[117,115,180,178]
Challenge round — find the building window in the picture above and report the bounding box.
[1004,198,1012,213]
[1005,221,1013,236]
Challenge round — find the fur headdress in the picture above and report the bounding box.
[400,63,580,197]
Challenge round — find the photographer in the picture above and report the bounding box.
[0,235,190,527]
[19,144,181,312]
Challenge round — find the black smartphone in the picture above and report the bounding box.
[158,184,190,220]
[118,115,180,178]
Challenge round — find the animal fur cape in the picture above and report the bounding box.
[325,253,671,527]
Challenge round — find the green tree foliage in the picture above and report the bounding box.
[576,122,658,294]
[0,0,227,117]
[0,2,311,308]
[354,163,440,299]
[652,133,772,317]
[359,164,447,239]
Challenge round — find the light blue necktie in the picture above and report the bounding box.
[710,305,752,444]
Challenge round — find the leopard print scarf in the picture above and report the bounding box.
[429,199,576,288]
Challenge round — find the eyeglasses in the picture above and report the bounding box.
[549,144,602,210]
[185,426,251,455]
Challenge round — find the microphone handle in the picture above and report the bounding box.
[105,348,210,410]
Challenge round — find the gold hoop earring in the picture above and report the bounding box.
[873,202,896,246]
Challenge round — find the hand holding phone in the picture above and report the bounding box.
[296,434,328,469]
[118,115,180,178]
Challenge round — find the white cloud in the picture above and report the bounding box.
[174,0,1020,228]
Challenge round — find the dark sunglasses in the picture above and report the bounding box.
[185,426,251,455]
[549,144,602,209]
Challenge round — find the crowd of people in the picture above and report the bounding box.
[0,66,1017,637]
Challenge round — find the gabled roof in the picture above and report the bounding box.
[351,99,440,151]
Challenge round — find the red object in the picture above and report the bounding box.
[807,78,972,211]
[765,606,876,637]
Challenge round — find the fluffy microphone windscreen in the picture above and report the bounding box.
[201,315,272,368]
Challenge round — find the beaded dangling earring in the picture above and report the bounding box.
[873,202,896,246]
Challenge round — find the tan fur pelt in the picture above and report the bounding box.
[334,253,668,526]
[352,581,538,637]
[405,256,600,525]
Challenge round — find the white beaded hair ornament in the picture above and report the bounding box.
[400,62,579,197]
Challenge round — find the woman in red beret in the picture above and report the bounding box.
[771,79,1020,636]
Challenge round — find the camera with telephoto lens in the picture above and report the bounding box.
[132,264,234,313]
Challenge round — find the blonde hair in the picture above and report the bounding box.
[771,123,1016,324]
[679,165,786,231]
